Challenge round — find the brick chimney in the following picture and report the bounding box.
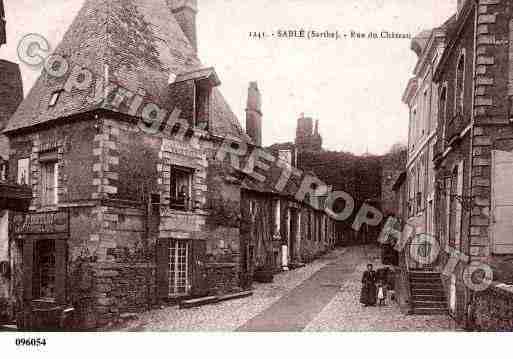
[245,82,262,147]
[167,0,198,53]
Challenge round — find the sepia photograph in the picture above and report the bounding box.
[1,0,513,356]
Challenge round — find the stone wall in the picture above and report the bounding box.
[473,283,513,331]
[204,263,239,296]
[70,260,156,329]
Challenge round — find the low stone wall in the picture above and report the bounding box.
[72,261,156,329]
[204,263,239,295]
[473,282,513,331]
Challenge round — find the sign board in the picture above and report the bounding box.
[12,211,69,236]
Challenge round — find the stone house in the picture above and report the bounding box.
[0,0,34,326]
[431,0,513,328]
[241,82,336,287]
[402,23,449,270]
[2,0,339,329]
[2,0,258,329]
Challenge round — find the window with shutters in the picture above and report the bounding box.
[33,239,56,299]
[491,150,513,254]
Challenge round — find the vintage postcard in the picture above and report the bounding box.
[1,0,512,356]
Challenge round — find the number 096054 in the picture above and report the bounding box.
[15,338,47,347]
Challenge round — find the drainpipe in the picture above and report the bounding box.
[142,184,152,311]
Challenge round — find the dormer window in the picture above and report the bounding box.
[169,67,221,132]
[194,80,212,130]
[49,90,63,108]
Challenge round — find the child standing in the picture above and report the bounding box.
[377,281,386,306]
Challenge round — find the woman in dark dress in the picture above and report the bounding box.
[360,264,377,306]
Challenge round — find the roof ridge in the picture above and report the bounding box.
[6,0,250,142]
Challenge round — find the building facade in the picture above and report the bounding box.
[431,0,513,328]
[0,0,33,326]
[402,25,448,269]
[2,0,338,329]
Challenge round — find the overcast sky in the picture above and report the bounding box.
[1,0,457,155]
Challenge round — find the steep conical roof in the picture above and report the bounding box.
[6,0,249,141]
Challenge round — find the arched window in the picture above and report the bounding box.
[455,52,465,116]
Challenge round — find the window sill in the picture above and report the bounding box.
[38,206,59,212]
[32,298,57,304]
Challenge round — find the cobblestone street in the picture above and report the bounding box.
[120,245,460,332]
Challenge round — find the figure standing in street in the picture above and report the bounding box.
[377,280,386,306]
[360,264,377,307]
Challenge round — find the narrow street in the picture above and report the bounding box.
[120,245,459,332]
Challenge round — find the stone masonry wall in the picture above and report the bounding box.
[473,282,513,331]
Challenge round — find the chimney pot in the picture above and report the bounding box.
[246,81,262,146]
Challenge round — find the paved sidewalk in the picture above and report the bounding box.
[120,246,459,332]
[238,249,354,331]
[305,246,460,332]
[119,249,340,331]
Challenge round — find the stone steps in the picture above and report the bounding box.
[408,271,448,315]
[412,307,449,315]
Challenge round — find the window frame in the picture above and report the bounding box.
[32,239,57,300]
[17,158,30,186]
[193,80,211,130]
[439,83,448,143]
[169,165,194,211]
[168,239,190,297]
[40,153,59,207]
[454,50,466,117]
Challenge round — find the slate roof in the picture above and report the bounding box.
[241,156,328,212]
[5,0,250,142]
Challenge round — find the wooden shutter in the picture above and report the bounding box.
[454,161,464,251]
[155,239,170,299]
[190,239,207,297]
[55,239,67,304]
[491,150,513,254]
[23,238,34,301]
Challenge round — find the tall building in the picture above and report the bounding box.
[295,114,322,153]
[0,0,32,326]
[3,0,250,329]
[0,0,23,166]
[402,24,448,254]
